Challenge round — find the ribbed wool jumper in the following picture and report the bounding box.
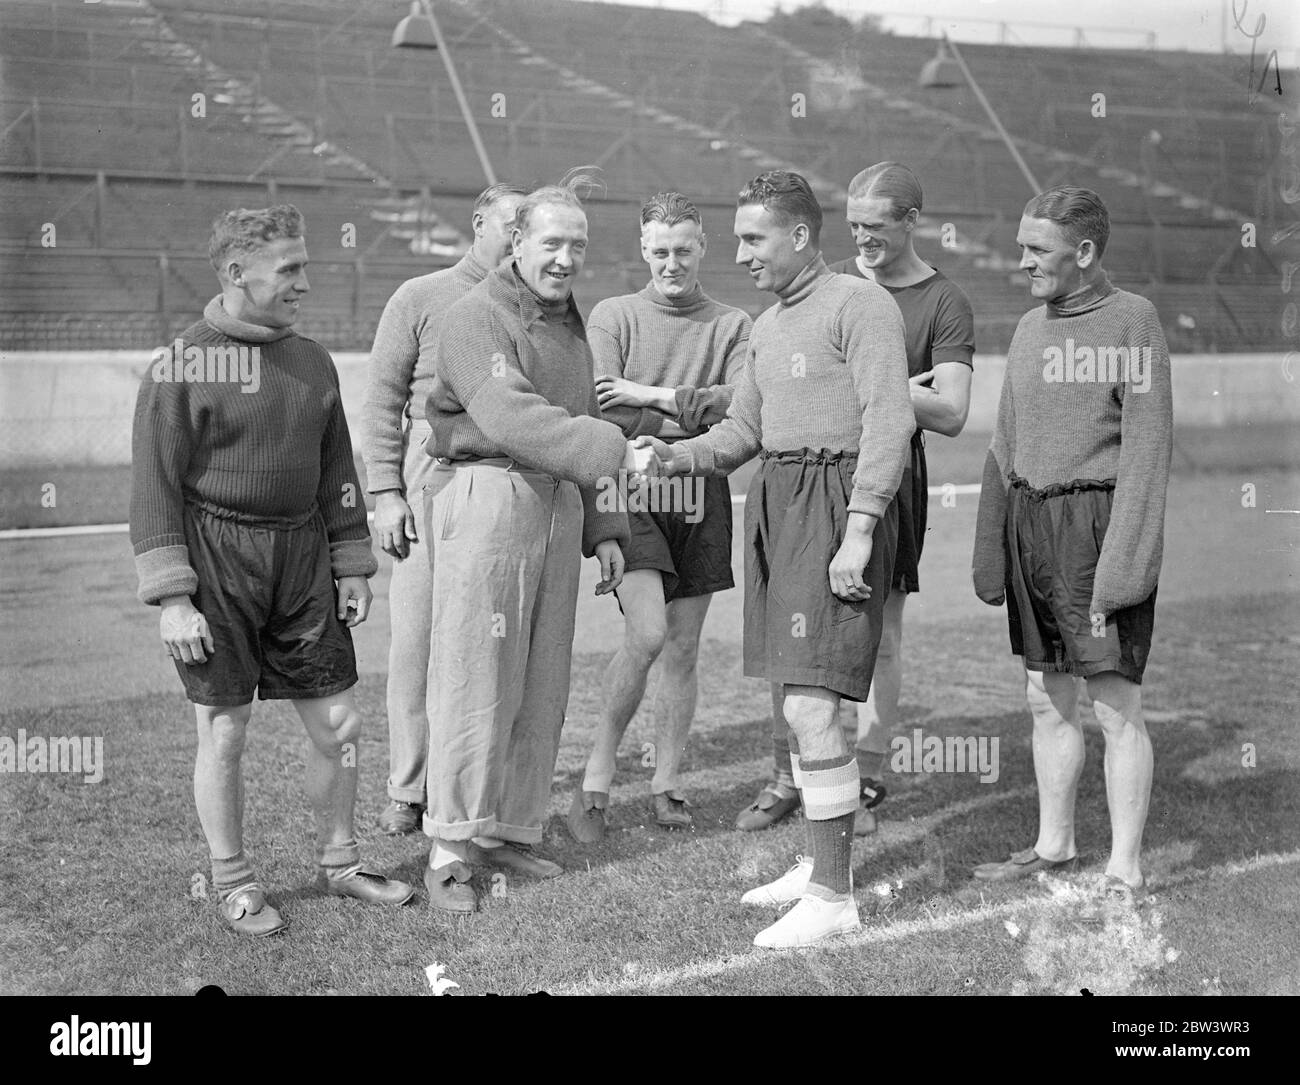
[361,249,489,494]
[974,273,1172,615]
[423,260,630,556]
[675,255,914,519]
[130,295,376,606]
[587,282,751,438]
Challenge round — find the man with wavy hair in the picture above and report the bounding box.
[567,191,750,841]
[131,204,413,938]
[420,171,647,913]
[971,186,1171,909]
[640,171,913,948]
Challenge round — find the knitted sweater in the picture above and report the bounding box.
[362,250,489,494]
[674,255,913,519]
[587,283,751,439]
[972,274,1172,615]
[424,261,630,556]
[130,296,376,606]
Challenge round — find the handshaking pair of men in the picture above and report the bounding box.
[622,435,687,482]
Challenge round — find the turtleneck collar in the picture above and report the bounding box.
[204,296,297,343]
[1046,271,1115,318]
[461,247,490,281]
[775,254,830,307]
[642,281,706,311]
[498,260,581,328]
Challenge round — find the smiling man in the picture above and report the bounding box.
[130,204,414,938]
[362,182,525,838]
[419,172,644,913]
[565,192,751,841]
[971,186,1172,909]
[638,171,913,948]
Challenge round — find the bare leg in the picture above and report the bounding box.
[1086,671,1151,888]
[1026,668,1084,862]
[852,590,906,776]
[650,592,713,794]
[193,702,252,860]
[293,691,363,856]
[582,569,666,794]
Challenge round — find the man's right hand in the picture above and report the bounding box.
[375,490,419,559]
[160,597,214,665]
[632,435,682,476]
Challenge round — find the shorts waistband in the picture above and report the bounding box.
[1008,473,1116,501]
[760,447,858,466]
[187,497,320,530]
[435,455,555,476]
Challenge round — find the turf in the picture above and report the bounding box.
[2,590,1296,997]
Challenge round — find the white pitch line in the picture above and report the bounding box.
[550,847,1300,996]
[2,490,983,541]
[0,510,379,542]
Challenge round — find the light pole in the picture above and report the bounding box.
[392,0,498,186]
[920,33,1041,194]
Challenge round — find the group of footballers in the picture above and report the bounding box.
[130,158,1171,951]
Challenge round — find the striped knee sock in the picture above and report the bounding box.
[800,755,858,899]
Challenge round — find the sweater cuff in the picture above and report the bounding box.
[847,486,890,519]
[136,545,198,606]
[633,408,665,439]
[330,538,378,580]
[365,463,406,494]
[972,450,1009,605]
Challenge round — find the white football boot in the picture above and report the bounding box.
[740,855,813,907]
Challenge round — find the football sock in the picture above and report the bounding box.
[800,755,858,899]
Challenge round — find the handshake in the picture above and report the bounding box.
[620,436,690,481]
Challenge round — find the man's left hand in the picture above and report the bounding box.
[593,540,625,596]
[597,377,671,412]
[829,534,874,602]
[337,576,373,626]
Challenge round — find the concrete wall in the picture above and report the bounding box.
[2,349,1298,468]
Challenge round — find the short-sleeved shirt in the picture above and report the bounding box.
[827,259,975,379]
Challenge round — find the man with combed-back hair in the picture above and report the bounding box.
[566,192,751,841]
[130,204,414,938]
[639,170,913,948]
[970,186,1171,912]
[419,170,648,913]
[362,182,525,838]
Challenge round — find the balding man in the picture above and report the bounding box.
[420,172,647,913]
[363,182,525,836]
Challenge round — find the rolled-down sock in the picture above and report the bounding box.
[211,851,256,901]
[318,838,362,881]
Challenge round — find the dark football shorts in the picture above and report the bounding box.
[1004,475,1156,684]
[742,448,898,703]
[621,474,734,602]
[174,499,359,706]
[893,431,927,594]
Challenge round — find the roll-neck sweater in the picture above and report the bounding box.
[362,249,490,494]
[130,295,376,606]
[973,273,1172,616]
[674,255,913,519]
[423,261,630,556]
[587,282,751,439]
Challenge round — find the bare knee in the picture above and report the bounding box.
[1087,673,1144,740]
[305,699,362,758]
[196,705,251,763]
[1025,670,1077,728]
[624,613,667,663]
